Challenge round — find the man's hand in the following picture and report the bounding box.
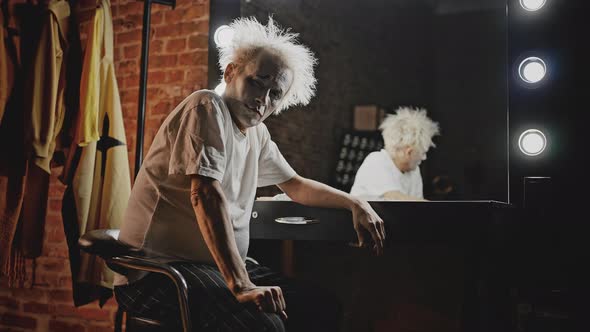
[235,285,288,321]
[351,199,386,255]
[278,175,386,255]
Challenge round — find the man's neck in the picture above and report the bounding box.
[228,109,247,134]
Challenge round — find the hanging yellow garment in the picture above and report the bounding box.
[67,0,131,293]
[27,0,70,173]
[74,0,102,146]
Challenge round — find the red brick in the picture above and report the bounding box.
[165,5,207,23]
[36,257,66,272]
[78,306,112,321]
[23,301,53,314]
[148,70,166,83]
[87,321,115,332]
[147,87,166,99]
[37,272,61,287]
[102,297,118,308]
[43,243,69,258]
[178,50,207,66]
[0,313,37,329]
[45,214,63,227]
[117,60,139,76]
[122,74,139,88]
[49,290,74,303]
[185,67,208,84]
[150,54,177,68]
[180,21,208,35]
[0,296,19,310]
[184,0,208,5]
[48,198,62,211]
[152,101,173,115]
[119,2,144,16]
[150,11,164,26]
[166,70,185,83]
[49,319,86,332]
[154,24,180,38]
[120,90,139,105]
[148,39,164,54]
[123,44,140,59]
[166,38,187,53]
[48,182,65,197]
[46,227,65,244]
[122,14,142,30]
[188,34,208,50]
[10,288,47,302]
[117,29,142,45]
[58,276,73,288]
[146,117,166,131]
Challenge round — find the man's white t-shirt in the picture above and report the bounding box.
[115,90,296,285]
[349,149,423,200]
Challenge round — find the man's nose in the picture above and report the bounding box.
[255,89,271,106]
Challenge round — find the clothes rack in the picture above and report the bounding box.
[135,0,175,178]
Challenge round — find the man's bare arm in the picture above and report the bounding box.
[382,190,427,201]
[190,175,252,293]
[190,175,287,317]
[278,175,385,254]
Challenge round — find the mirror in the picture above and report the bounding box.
[209,0,508,201]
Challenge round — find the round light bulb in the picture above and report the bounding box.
[214,82,226,95]
[518,129,547,156]
[214,25,235,47]
[518,57,547,84]
[520,0,547,11]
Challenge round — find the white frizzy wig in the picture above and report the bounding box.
[218,17,318,113]
[379,107,441,154]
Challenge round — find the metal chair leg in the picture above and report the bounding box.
[115,306,124,332]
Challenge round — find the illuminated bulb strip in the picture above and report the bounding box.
[518,129,547,156]
[520,0,547,11]
[518,57,547,84]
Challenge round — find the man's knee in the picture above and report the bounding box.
[256,312,286,332]
[231,311,285,332]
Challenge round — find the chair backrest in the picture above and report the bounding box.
[78,229,142,275]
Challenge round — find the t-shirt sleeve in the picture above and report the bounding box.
[167,96,226,182]
[257,125,297,187]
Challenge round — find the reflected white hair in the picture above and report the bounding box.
[218,16,318,113]
[379,106,440,155]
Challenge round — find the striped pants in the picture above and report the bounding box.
[114,260,341,331]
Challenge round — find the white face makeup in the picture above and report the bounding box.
[222,51,294,132]
[392,146,428,173]
[407,147,427,171]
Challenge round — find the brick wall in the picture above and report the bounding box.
[0,0,209,330]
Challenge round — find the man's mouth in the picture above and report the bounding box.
[245,104,263,117]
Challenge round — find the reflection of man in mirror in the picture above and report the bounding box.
[114,17,385,332]
[350,107,440,201]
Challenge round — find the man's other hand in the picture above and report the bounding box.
[351,200,386,255]
[235,285,288,321]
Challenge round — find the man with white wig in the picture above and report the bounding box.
[350,107,440,201]
[113,17,385,331]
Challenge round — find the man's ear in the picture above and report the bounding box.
[405,146,414,157]
[224,63,237,83]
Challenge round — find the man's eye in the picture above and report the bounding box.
[250,78,263,88]
[270,90,281,99]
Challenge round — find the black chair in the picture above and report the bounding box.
[78,229,192,332]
